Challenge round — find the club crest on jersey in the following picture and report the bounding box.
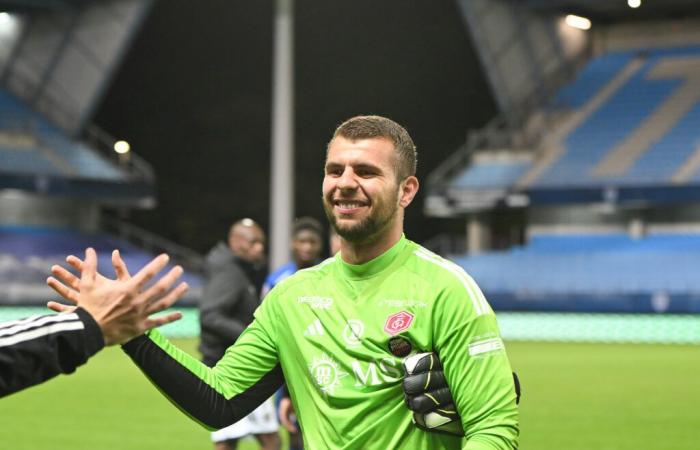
[383,311,414,336]
[298,296,333,309]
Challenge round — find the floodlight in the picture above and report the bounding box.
[628,0,641,8]
[565,14,591,31]
[114,140,131,154]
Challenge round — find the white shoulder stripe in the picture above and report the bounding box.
[413,249,491,316]
[0,313,81,337]
[0,321,85,348]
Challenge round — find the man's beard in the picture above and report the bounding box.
[323,187,399,244]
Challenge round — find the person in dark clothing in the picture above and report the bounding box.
[199,218,280,450]
[1,248,186,398]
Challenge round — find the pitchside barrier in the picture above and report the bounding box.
[0,307,698,345]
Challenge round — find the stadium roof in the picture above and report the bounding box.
[522,0,700,21]
[0,0,90,11]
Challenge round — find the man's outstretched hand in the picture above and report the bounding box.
[46,248,188,345]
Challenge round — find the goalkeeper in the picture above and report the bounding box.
[50,116,519,449]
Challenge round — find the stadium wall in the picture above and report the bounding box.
[596,18,700,53]
[0,190,99,230]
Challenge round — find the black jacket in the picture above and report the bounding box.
[0,308,104,398]
[198,242,262,366]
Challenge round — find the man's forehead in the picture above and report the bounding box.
[326,136,396,164]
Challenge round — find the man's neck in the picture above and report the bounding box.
[340,225,403,265]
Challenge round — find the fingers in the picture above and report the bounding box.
[66,255,84,271]
[279,399,298,433]
[139,264,183,303]
[81,248,98,286]
[112,250,131,280]
[129,254,170,290]
[50,265,81,291]
[146,282,189,315]
[142,311,183,330]
[46,301,77,313]
[46,276,80,303]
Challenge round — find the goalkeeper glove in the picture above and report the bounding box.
[402,352,465,436]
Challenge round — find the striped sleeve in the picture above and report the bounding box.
[0,308,105,398]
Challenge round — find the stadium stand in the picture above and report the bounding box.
[428,6,700,315]
[0,2,204,311]
[0,90,124,181]
[526,46,700,189]
[453,232,700,313]
[0,225,202,306]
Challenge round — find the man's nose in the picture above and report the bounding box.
[337,168,357,190]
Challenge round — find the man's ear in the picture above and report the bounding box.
[399,176,419,208]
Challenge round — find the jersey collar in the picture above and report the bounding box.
[337,234,408,280]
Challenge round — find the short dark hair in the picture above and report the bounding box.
[293,216,323,238]
[330,115,417,180]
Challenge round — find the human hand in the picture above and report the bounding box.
[46,248,188,345]
[47,249,132,313]
[278,396,298,433]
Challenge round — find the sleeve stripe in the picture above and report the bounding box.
[414,249,491,316]
[0,320,85,348]
[0,312,81,337]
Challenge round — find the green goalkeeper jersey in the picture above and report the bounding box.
[123,235,519,449]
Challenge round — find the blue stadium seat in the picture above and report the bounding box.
[452,233,700,312]
[531,46,700,189]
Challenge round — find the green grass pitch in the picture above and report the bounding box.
[0,339,697,449]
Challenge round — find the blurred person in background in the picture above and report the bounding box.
[199,218,280,450]
[261,217,324,296]
[262,216,324,450]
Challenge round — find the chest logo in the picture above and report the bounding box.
[383,311,414,336]
[304,319,324,337]
[342,320,364,347]
[309,353,348,396]
[298,296,333,309]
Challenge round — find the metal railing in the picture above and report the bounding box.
[101,217,205,272]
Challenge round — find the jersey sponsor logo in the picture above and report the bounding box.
[351,357,403,386]
[304,319,324,337]
[383,311,414,336]
[297,296,333,309]
[468,337,504,357]
[309,353,348,395]
[377,299,427,308]
[342,320,364,347]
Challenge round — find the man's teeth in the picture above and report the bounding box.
[338,202,363,208]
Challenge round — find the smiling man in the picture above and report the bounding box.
[51,115,519,449]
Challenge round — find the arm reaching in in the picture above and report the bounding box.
[0,248,187,398]
[50,248,284,430]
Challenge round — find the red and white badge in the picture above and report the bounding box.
[383,311,414,336]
